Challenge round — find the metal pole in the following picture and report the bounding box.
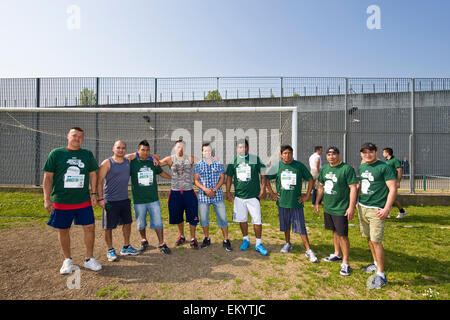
[343,78,348,163]
[409,78,415,193]
[292,107,298,160]
[34,78,41,186]
[280,77,283,144]
[95,77,100,162]
[154,78,158,154]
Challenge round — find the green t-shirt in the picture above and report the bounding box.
[358,160,397,208]
[226,154,266,199]
[42,147,99,204]
[266,160,313,209]
[130,158,163,204]
[385,157,402,172]
[318,162,358,215]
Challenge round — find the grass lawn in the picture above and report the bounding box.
[0,191,449,300]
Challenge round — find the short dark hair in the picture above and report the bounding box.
[314,146,323,152]
[202,142,211,151]
[280,145,293,154]
[138,140,150,148]
[70,127,84,133]
[237,139,249,148]
[383,147,393,156]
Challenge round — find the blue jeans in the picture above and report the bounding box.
[133,201,163,230]
[198,201,228,228]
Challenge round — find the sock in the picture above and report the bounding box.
[123,245,129,249]
[255,238,262,246]
[400,209,405,213]
[243,236,249,241]
[374,261,378,267]
[85,258,90,262]
[376,271,386,279]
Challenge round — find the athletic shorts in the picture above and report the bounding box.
[47,206,95,229]
[232,197,262,225]
[102,199,132,230]
[278,206,307,235]
[168,190,199,226]
[324,212,348,236]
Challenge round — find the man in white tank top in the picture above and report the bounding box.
[309,146,323,206]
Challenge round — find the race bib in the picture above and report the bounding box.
[138,170,153,186]
[236,164,251,182]
[281,170,296,190]
[64,166,85,188]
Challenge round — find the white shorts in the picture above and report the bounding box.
[232,197,262,225]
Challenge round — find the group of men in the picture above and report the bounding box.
[43,126,404,290]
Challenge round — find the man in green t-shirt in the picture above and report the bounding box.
[225,139,268,256]
[383,147,407,219]
[358,142,397,289]
[266,145,318,263]
[125,140,172,254]
[314,146,358,276]
[42,127,102,275]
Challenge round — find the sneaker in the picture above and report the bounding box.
[323,254,343,262]
[60,258,76,275]
[305,250,318,263]
[107,248,117,262]
[340,264,352,276]
[361,264,378,273]
[139,240,149,251]
[190,238,199,249]
[280,243,292,254]
[396,210,408,219]
[120,245,140,256]
[158,243,171,254]
[223,239,233,252]
[255,243,269,256]
[240,239,250,251]
[84,257,102,271]
[175,235,186,246]
[201,237,211,249]
[369,274,388,289]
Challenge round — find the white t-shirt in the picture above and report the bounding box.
[309,153,322,171]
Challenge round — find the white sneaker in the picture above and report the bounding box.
[280,243,292,253]
[60,258,76,275]
[305,250,318,263]
[396,211,408,219]
[84,257,102,271]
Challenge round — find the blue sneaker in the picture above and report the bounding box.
[240,239,250,251]
[107,248,117,262]
[255,243,269,256]
[120,245,140,256]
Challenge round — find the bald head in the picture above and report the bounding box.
[112,140,126,158]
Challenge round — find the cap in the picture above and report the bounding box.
[326,146,340,154]
[360,142,377,152]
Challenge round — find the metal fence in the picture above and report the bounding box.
[1,76,449,192]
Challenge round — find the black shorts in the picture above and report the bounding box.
[324,212,348,236]
[102,199,133,230]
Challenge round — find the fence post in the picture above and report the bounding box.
[34,78,41,186]
[409,78,415,193]
[343,78,348,163]
[154,78,158,154]
[95,77,100,162]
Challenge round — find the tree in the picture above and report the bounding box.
[79,88,97,106]
[204,90,222,101]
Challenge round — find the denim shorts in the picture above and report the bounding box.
[198,200,228,228]
[133,200,163,230]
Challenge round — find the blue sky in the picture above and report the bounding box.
[0,0,449,78]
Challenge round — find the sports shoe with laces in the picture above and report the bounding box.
[340,264,352,276]
[84,257,102,271]
[190,238,199,249]
[369,274,388,289]
[158,243,171,254]
[107,248,117,262]
[60,258,76,275]
[201,237,211,248]
[305,250,318,263]
[120,245,140,256]
[323,254,343,262]
[255,243,269,256]
[361,264,378,273]
[280,243,292,253]
[139,240,149,251]
[240,239,250,251]
[396,210,408,219]
[223,239,233,252]
[175,235,186,246]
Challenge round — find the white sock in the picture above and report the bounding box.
[243,236,249,241]
[255,238,262,246]
[374,261,378,267]
[376,271,386,279]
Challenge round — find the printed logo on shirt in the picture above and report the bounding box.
[281,169,297,190]
[138,166,153,186]
[360,170,375,194]
[66,157,85,168]
[324,172,338,195]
